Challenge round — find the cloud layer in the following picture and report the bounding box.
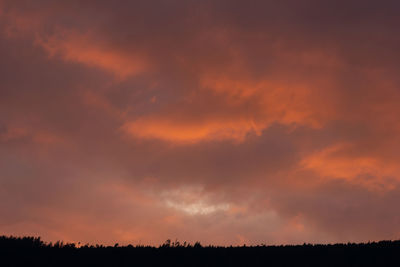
[1,0,400,245]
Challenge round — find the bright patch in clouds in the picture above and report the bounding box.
[161,187,230,215]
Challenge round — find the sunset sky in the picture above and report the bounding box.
[1,0,400,246]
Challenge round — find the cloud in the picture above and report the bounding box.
[35,31,149,79]
[122,76,336,143]
[160,186,230,215]
[1,0,400,246]
[300,143,400,191]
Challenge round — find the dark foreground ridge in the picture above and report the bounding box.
[1,236,400,267]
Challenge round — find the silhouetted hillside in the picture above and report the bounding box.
[1,235,400,266]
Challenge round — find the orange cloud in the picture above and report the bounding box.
[1,6,149,78]
[36,31,149,78]
[122,77,336,143]
[301,143,400,191]
[201,76,334,127]
[122,117,261,143]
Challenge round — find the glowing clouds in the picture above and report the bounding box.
[122,117,261,143]
[166,200,229,216]
[36,31,149,78]
[122,77,334,143]
[301,143,400,191]
[161,186,230,215]
[1,0,400,246]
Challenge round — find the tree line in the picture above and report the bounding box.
[1,235,400,266]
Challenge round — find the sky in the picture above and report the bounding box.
[1,0,400,246]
